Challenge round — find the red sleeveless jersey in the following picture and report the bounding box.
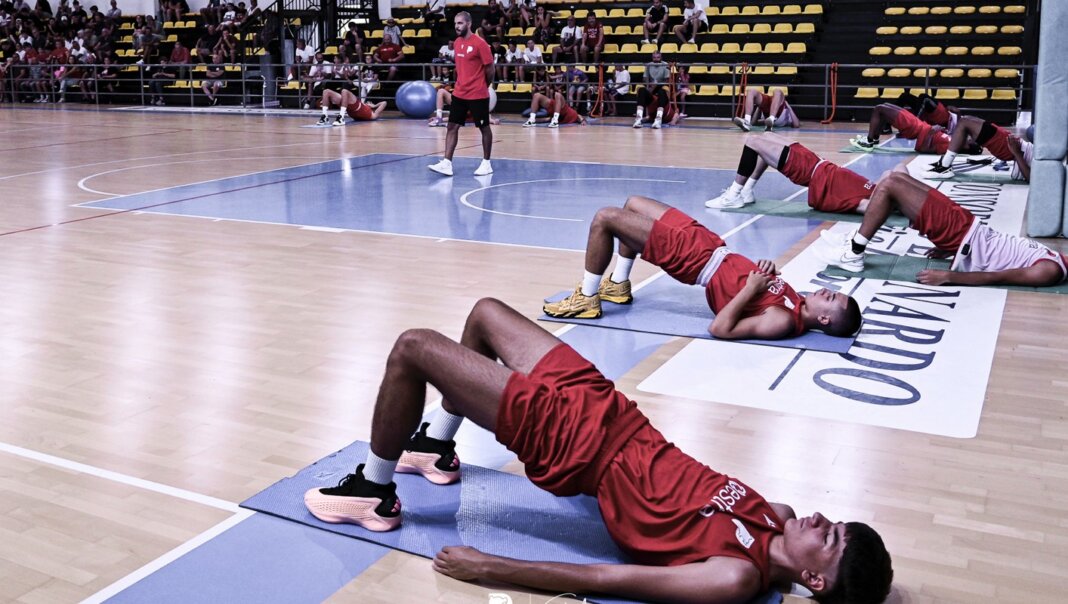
[705,254,806,336]
[597,423,785,588]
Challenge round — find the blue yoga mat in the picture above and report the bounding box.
[539,277,855,353]
[242,440,782,604]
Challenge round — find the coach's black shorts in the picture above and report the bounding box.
[449,95,491,128]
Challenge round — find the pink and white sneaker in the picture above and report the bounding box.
[396,422,461,485]
[303,465,402,532]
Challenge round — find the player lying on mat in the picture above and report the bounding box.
[733,88,800,132]
[316,88,386,126]
[924,115,1032,181]
[896,91,958,133]
[706,132,902,211]
[304,298,893,603]
[816,172,1067,287]
[850,103,981,155]
[428,85,501,127]
[522,90,587,128]
[542,196,862,340]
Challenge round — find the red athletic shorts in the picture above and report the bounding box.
[780,142,820,186]
[496,344,645,497]
[347,102,374,121]
[641,208,724,284]
[546,100,581,124]
[915,127,950,155]
[912,188,976,252]
[891,109,926,140]
[757,92,779,117]
[783,144,872,213]
[982,126,1014,161]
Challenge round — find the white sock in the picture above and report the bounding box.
[363,450,398,485]
[940,151,957,167]
[611,256,635,283]
[439,158,452,166]
[479,159,491,166]
[426,409,464,441]
[338,109,345,117]
[852,232,870,246]
[727,181,744,194]
[581,270,602,296]
[322,104,330,115]
[636,107,644,119]
[655,107,664,119]
[551,112,559,122]
[744,113,752,123]
[435,108,443,119]
[741,179,757,194]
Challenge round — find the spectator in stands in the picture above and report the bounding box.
[289,37,314,80]
[551,15,579,64]
[579,14,603,65]
[642,0,667,46]
[93,53,118,100]
[200,0,224,26]
[202,50,225,104]
[373,39,403,81]
[733,88,800,132]
[169,38,190,76]
[564,63,588,109]
[301,49,327,108]
[673,0,706,44]
[498,0,516,25]
[517,0,536,29]
[422,0,445,37]
[479,0,506,43]
[357,52,378,101]
[518,37,542,82]
[219,2,238,27]
[0,57,10,102]
[502,40,521,81]
[490,38,506,80]
[217,25,239,63]
[104,0,118,20]
[162,0,182,23]
[134,24,160,61]
[34,0,50,17]
[603,63,629,116]
[195,24,219,62]
[382,17,404,46]
[634,50,671,128]
[55,53,83,102]
[149,56,177,105]
[531,5,553,44]
[676,65,690,116]
[431,38,453,82]
[342,21,362,60]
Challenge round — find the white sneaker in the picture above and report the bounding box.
[429,159,453,176]
[632,117,643,128]
[548,120,559,128]
[705,187,754,209]
[652,118,662,129]
[732,116,751,132]
[642,39,650,45]
[764,116,775,131]
[687,38,695,44]
[523,118,536,128]
[819,228,853,248]
[473,160,493,176]
[815,234,865,272]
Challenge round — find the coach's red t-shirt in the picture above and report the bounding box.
[452,33,492,100]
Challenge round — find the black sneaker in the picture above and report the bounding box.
[396,422,461,484]
[303,464,402,531]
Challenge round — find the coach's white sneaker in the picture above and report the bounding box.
[705,187,754,209]
[473,160,493,176]
[428,158,453,176]
[816,236,865,273]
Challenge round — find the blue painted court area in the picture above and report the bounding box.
[101,149,906,603]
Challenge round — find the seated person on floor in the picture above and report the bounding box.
[706,132,899,211]
[304,298,893,604]
[925,115,1032,182]
[316,88,386,125]
[632,51,681,129]
[733,88,800,132]
[543,196,862,340]
[522,89,586,128]
[816,172,1067,287]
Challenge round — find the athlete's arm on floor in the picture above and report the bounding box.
[917,261,1063,287]
[433,545,761,604]
[709,272,795,340]
[1007,135,1030,181]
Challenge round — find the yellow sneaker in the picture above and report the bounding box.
[543,287,602,319]
[599,276,633,304]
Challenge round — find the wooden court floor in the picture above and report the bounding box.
[0,107,1066,604]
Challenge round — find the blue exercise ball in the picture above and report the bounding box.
[1025,123,1035,143]
[396,81,438,118]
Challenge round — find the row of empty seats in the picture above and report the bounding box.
[855,86,1017,100]
[496,23,816,36]
[496,81,789,96]
[861,67,1020,79]
[884,5,1025,16]
[876,24,1024,35]
[869,45,1022,56]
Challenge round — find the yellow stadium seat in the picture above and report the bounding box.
[689,65,708,74]
[786,42,806,53]
[120,22,134,30]
[627,65,645,74]
[720,6,740,16]
[660,42,679,53]
[979,5,1001,13]
[183,20,195,27]
[695,85,718,96]
[1001,25,1024,34]
[705,5,720,15]
[699,43,718,54]
[742,42,763,54]
[603,43,619,54]
[946,46,968,56]
[909,87,930,97]
[869,46,892,56]
[619,43,638,54]
[887,68,910,77]
[163,21,176,28]
[991,89,1017,100]
[795,22,815,34]
[893,46,916,56]
[720,42,741,53]
[746,86,766,95]
[709,65,731,74]
[900,26,922,35]
[680,43,698,54]
[907,6,929,15]
[730,24,751,35]
[625,8,643,18]
[919,47,942,56]
[752,23,772,34]
[776,66,798,75]
[514,84,532,94]
[718,85,740,96]
[164,34,178,42]
[710,24,729,34]
[496,83,514,93]
[741,6,760,16]
[998,46,1022,56]
[925,26,947,35]
[507,27,523,36]
[913,68,938,77]
[975,25,997,34]
[639,43,657,53]
[967,68,992,78]
[935,89,960,100]
[995,68,1020,78]
[931,6,952,15]
[884,7,905,15]
[803,4,822,14]
[954,6,976,14]
[1004,5,1025,13]
[402,45,415,54]
[881,87,905,99]
[940,68,964,78]
[608,8,625,18]
[855,87,880,99]
[950,25,973,34]
[963,89,988,100]
[782,5,802,15]
[862,67,886,77]
[370,29,384,38]
[762,5,781,15]
[751,65,775,75]
[876,26,897,35]
[573,9,588,18]
[971,46,994,56]
[763,42,785,53]
[555,9,571,18]
[667,7,681,17]
[593,9,607,18]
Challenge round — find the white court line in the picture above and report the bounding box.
[459,178,686,222]
[0,441,239,512]
[80,509,254,604]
